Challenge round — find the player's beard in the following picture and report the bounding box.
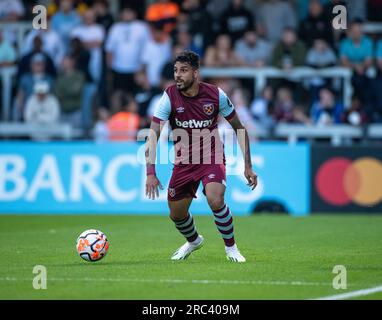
[177,77,195,92]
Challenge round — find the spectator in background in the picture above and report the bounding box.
[0,0,24,21]
[234,30,273,67]
[373,39,382,122]
[272,28,306,105]
[55,55,85,127]
[272,27,306,70]
[340,19,373,120]
[145,0,179,35]
[93,0,114,32]
[70,8,105,133]
[0,29,17,67]
[68,37,95,132]
[24,81,60,125]
[299,0,333,49]
[22,26,65,67]
[230,87,258,140]
[0,28,17,119]
[204,34,244,67]
[250,86,275,130]
[70,8,105,85]
[310,87,343,125]
[256,0,297,43]
[323,0,347,20]
[219,0,255,46]
[141,25,172,90]
[322,0,347,44]
[181,0,215,53]
[17,36,56,80]
[15,53,54,121]
[305,38,337,103]
[295,0,329,21]
[51,0,81,48]
[107,98,140,141]
[134,68,158,129]
[205,0,230,21]
[345,0,367,22]
[145,72,174,138]
[273,87,311,124]
[342,95,367,125]
[93,107,110,142]
[175,30,202,57]
[171,9,189,33]
[0,0,25,46]
[69,37,92,82]
[105,7,149,113]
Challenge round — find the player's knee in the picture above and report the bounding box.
[207,196,225,211]
[169,210,188,221]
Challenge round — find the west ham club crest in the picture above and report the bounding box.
[168,188,176,198]
[203,103,214,115]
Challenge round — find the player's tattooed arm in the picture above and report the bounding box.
[227,114,258,190]
[145,121,164,200]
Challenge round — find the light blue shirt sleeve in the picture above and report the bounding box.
[364,37,373,59]
[377,40,382,59]
[339,39,348,59]
[218,87,235,118]
[153,92,171,121]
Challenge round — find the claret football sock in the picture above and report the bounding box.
[212,204,235,247]
[172,212,199,243]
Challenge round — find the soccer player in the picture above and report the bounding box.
[145,51,257,262]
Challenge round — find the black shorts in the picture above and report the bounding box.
[112,71,137,94]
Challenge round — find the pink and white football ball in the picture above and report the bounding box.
[76,229,109,262]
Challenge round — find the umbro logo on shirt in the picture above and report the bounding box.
[176,106,185,113]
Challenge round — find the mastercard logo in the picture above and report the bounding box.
[315,157,382,206]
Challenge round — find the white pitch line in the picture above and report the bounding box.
[0,277,333,287]
[315,285,382,300]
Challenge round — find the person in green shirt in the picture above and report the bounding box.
[55,55,85,127]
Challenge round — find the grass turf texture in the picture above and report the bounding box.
[0,214,381,300]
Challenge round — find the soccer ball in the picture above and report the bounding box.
[76,229,109,262]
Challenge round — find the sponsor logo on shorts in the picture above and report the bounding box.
[175,118,212,128]
[168,188,176,198]
[203,103,214,115]
[208,174,216,179]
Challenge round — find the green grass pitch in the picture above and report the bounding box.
[0,214,381,300]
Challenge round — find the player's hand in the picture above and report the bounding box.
[244,167,257,190]
[145,175,163,200]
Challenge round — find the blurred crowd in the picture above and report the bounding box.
[1,0,382,141]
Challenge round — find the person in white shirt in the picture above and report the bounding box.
[0,0,25,45]
[105,7,149,111]
[24,81,60,125]
[141,25,172,89]
[0,0,24,20]
[70,8,105,84]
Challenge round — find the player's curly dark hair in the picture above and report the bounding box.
[174,50,200,69]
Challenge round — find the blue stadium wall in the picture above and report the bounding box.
[0,141,310,216]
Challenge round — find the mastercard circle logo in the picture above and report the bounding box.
[316,157,382,206]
